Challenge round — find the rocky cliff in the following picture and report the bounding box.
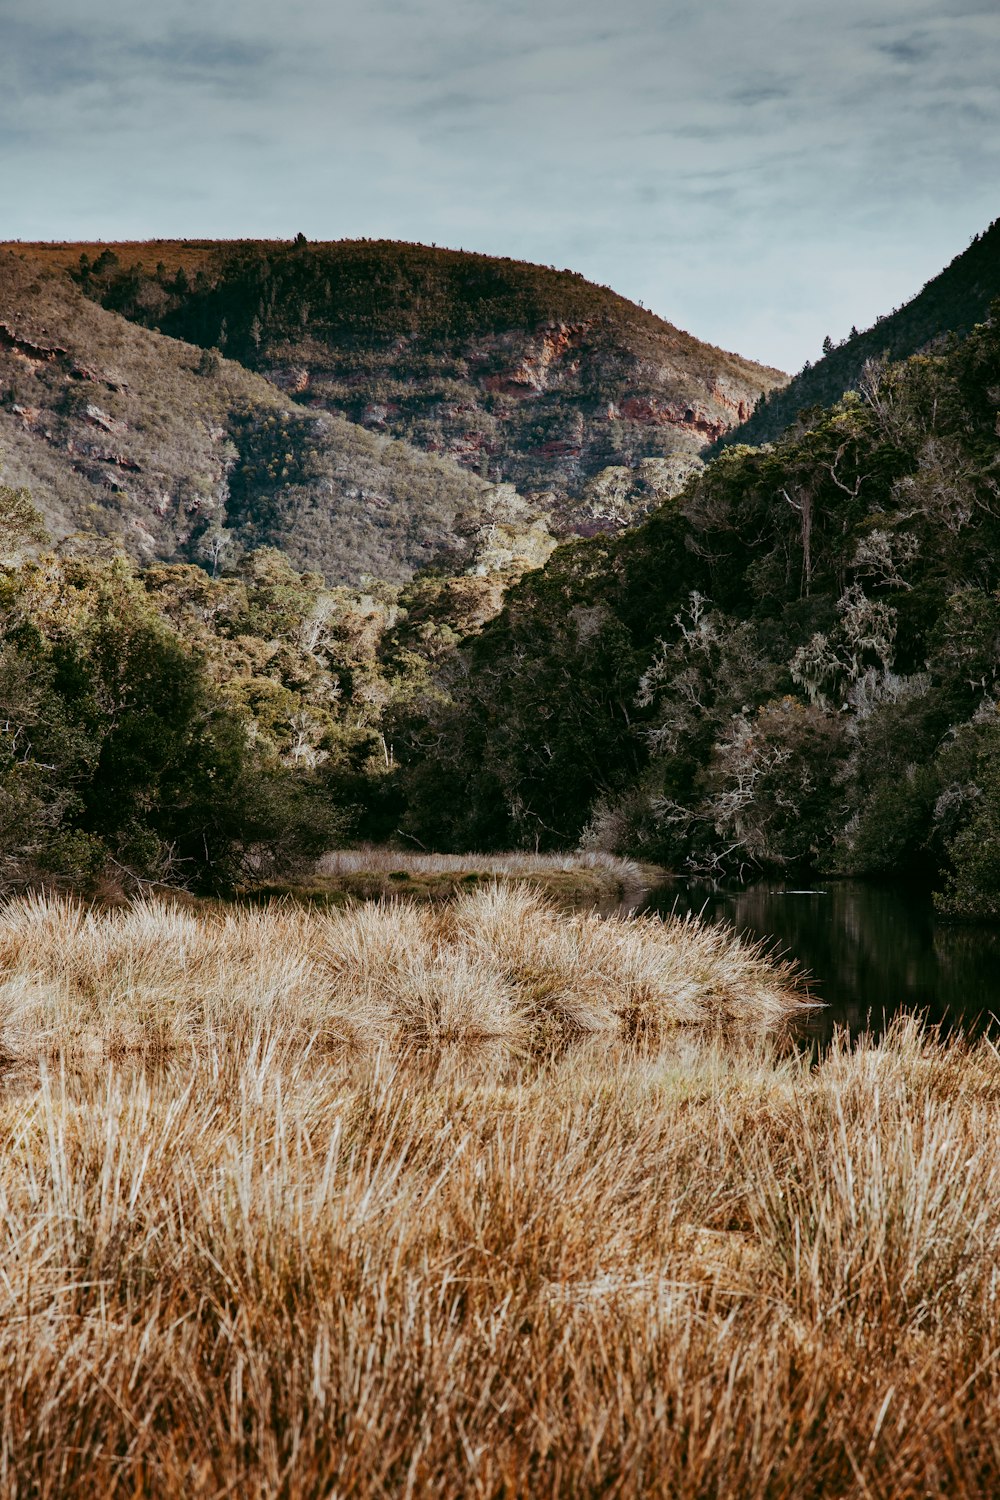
[25,239,787,531]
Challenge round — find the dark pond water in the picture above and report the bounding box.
[644,879,1000,1047]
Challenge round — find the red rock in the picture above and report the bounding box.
[0,323,66,362]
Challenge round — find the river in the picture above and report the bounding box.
[644,878,1000,1047]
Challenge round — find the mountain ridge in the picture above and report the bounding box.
[721,215,1000,449]
[0,250,548,584]
[10,239,786,527]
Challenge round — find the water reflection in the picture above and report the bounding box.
[645,880,1000,1046]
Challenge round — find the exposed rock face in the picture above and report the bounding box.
[270,365,311,394]
[57,241,787,523]
[271,303,784,523]
[708,376,756,425]
[0,323,67,363]
[483,322,590,395]
[10,403,42,429]
[84,403,126,435]
[67,438,141,473]
[616,396,730,442]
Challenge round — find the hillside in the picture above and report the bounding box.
[393,308,1000,916]
[723,216,1000,448]
[0,251,534,584]
[19,239,787,526]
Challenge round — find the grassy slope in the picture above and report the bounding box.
[0,239,226,277]
[12,239,787,522]
[0,251,520,584]
[0,889,996,1495]
[723,214,1000,447]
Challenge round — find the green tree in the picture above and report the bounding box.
[0,486,48,563]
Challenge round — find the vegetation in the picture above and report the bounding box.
[724,215,1000,448]
[0,486,546,890]
[0,522,351,892]
[268,847,659,911]
[0,890,997,1493]
[60,237,784,511]
[396,308,1000,916]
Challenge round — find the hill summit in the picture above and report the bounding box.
[18,238,787,532]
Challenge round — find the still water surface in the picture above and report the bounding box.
[645,880,1000,1046]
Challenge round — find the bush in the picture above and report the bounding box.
[935,724,1000,919]
[0,554,347,892]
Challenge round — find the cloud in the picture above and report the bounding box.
[130,31,275,87]
[875,35,933,64]
[0,0,997,368]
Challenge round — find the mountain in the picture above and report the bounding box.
[0,249,539,584]
[14,239,787,530]
[722,215,1000,448]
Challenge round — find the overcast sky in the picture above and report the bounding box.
[1,0,998,370]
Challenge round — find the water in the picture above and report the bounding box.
[644,879,1000,1046]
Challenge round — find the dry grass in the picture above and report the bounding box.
[0,883,797,1057]
[0,240,232,275]
[316,846,646,879]
[297,847,663,914]
[0,890,996,1495]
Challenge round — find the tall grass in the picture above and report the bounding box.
[0,883,795,1058]
[316,846,647,879]
[0,891,995,1494]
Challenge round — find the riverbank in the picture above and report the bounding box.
[0,893,994,1496]
[247,846,666,915]
[654,876,1000,1044]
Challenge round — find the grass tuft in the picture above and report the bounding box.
[0,883,801,1062]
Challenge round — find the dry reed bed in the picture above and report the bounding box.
[0,894,997,1494]
[0,884,801,1059]
[0,1019,998,1495]
[315,845,647,878]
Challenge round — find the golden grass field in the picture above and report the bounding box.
[0,884,997,1496]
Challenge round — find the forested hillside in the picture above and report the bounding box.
[393,307,1000,917]
[46,238,785,525]
[5,233,1000,919]
[725,217,1000,448]
[0,482,506,891]
[0,251,538,585]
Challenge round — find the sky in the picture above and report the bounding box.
[1,0,998,371]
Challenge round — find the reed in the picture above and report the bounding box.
[0,893,993,1495]
[0,883,800,1058]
